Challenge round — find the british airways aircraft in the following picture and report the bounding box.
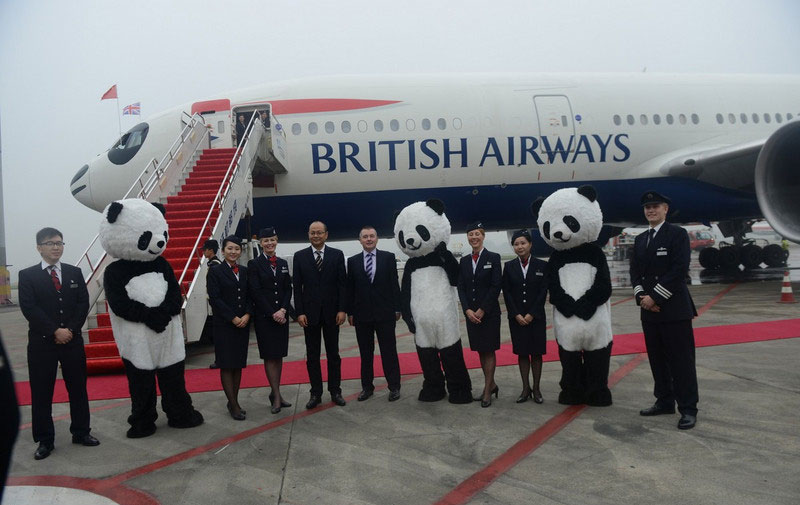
[70,73,800,269]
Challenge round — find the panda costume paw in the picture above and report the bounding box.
[533,186,614,407]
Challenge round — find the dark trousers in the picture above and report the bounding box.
[304,321,341,396]
[122,359,195,429]
[642,319,699,415]
[1,336,20,502]
[355,320,401,392]
[27,341,90,444]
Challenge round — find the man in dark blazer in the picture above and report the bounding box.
[18,228,99,460]
[346,226,402,402]
[293,221,347,409]
[630,191,699,430]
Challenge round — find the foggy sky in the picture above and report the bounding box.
[1,0,799,280]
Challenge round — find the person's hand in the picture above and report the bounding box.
[515,314,527,326]
[54,328,72,344]
[232,316,243,327]
[475,308,485,320]
[238,314,250,327]
[297,314,308,328]
[524,314,534,324]
[640,295,656,310]
[335,311,347,326]
[348,315,354,326]
[466,309,481,324]
[649,304,661,313]
[272,309,286,324]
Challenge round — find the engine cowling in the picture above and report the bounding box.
[755,121,800,243]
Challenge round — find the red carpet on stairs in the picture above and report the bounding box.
[84,148,237,376]
[16,318,800,405]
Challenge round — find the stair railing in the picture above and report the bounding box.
[74,113,211,315]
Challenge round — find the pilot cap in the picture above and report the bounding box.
[510,229,532,244]
[258,227,277,238]
[466,221,485,233]
[640,191,672,206]
[222,235,242,249]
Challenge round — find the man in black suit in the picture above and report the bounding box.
[346,226,402,402]
[293,221,347,409]
[630,192,699,430]
[18,228,99,460]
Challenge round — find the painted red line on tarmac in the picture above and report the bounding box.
[697,282,739,316]
[612,296,635,306]
[432,353,647,505]
[18,399,131,430]
[7,475,161,505]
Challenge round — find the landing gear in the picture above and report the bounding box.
[700,220,788,270]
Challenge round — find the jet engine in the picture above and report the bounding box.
[755,120,800,244]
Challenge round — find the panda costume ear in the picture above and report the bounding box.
[426,198,445,215]
[577,185,597,202]
[106,201,124,223]
[151,202,166,216]
[530,197,546,227]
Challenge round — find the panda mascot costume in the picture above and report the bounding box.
[531,186,613,406]
[394,199,472,404]
[99,198,204,438]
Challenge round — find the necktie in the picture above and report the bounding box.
[315,250,323,271]
[50,266,61,291]
[366,252,374,282]
[647,228,656,247]
[472,252,479,263]
[232,264,239,275]
[269,255,277,271]
[521,257,528,268]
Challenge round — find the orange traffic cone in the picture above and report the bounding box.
[779,271,797,303]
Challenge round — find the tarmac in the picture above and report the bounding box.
[2,252,799,505]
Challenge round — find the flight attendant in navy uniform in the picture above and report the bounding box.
[18,227,99,460]
[502,229,548,404]
[457,221,502,407]
[207,235,252,420]
[248,227,293,414]
[630,191,699,430]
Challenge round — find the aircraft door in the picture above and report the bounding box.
[533,95,575,153]
[191,99,233,148]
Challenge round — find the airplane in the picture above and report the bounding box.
[70,73,800,270]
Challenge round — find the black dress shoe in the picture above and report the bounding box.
[388,390,401,402]
[678,414,697,430]
[209,361,219,369]
[72,434,100,446]
[357,390,374,402]
[639,404,676,416]
[331,393,346,406]
[34,442,54,460]
[532,391,544,404]
[516,391,532,403]
[271,405,281,414]
[269,393,292,408]
[306,395,322,409]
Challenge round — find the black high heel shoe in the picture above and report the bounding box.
[532,390,544,404]
[269,393,292,408]
[227,402,246,421]
[480,385,500,408]
[516,390,532,403]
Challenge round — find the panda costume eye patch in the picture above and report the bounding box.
[137,231,153,251]
[563,216,580,233]
[415,225,430,241]
[398,230,406,248]
[542,221,551,239]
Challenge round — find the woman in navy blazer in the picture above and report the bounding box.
[457,222,502,407]
[247,227,293,414]
[207,235,251,420]
[502,230,548,404]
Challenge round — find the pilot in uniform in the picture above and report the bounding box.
[18,228,99,460]
[630,191,699,430]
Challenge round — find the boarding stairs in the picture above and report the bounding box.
[76,112,273,374]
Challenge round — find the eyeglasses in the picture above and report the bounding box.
[39,241,65,247]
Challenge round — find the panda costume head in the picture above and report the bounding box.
[394,199,450,258]
[531,185,603,251]
[100,198,169,261]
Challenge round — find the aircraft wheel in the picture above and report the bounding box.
[763,244,785,268]
[718,246,740,269]
[698,247,720,270]
[740,244,763,269]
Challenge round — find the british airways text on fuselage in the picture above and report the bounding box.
[310,134,631,173]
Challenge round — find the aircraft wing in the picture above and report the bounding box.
[659,139,765,192]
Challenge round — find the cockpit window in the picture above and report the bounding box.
[108,122,149,165]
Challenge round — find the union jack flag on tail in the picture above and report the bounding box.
[122,102,141,115]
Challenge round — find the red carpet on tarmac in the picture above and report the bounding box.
[14,318,800,405]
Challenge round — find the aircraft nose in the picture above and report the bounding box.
[70,164,94,209]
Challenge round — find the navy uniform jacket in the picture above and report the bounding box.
[248,255,292,320]
[630,222,697,322]
[346,250,401,323]
[457,250,502,317]
[501,257,548,321]
[292,246,347,326]
[207,262,252,331]
[19,263,89,346]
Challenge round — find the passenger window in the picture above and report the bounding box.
[358,120,367,133]
[626,114,634,125]
[752,113,759,124]
[776,113,783,123]
[406,119,416,131]
[291,123,301,135]
[691,113,699,125]
[561,115,568,126]
[679,114,687,125]
[390,119,399,131]
[324,121,335,134]
[217,120,225,133]
[728,113,736,124]
[640,114,648,125]
[308,122,318,134]
[716,114,723,124]
[740,113,748,124]
[453,118,463,130]
[437,118,447,130]
[374,120,384,132]
[653,114,661,125]
[788,113,794,120]
[666,114,674,125]
[341,120,351,133]
[763,113,771,123]
[422,118,431,130]
[613,114,621,126]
